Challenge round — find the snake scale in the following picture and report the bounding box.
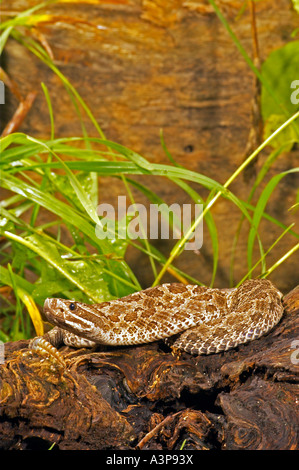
[32,279,284,356]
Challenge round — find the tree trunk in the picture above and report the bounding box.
[1,0,298,290]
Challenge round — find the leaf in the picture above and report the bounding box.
[49,167,99,221]
[17,289,44,336]
[0,2,51,30]
[292,0,299,14]
[32,280,72,303]
[0,171,110,251]
[0,173,140,296]
[7,134,101,227]
[0,266,34,295]
[261,41,299,147]
[97,140,155,172]
[32,261,74,303]
[3,231,113,303]
[0,1,54,67]
[52,153,101,226]
[263,114,298,151]
[26,159,231,195]
[0,133,33,153]
[247,168,299,271]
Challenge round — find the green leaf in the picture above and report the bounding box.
[0,172,141,296]
[32,261,74,303]
[261,41,299,147]
[0,26,13,56]
[3,231,112,303]
[0,2,51,30]
[0,265,34,295]
[22,158,231,193]
[0,171,110,251]
[263,114,298,151]
[247,168,299,272]
[51,153,101,227]
[96,140,155,172]
[49,167,99,220]
[0,133,33,153]
[292,0,299,14]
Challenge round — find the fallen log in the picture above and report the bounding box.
[0,284,298,450]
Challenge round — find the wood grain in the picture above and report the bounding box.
[1,0,298,289]
[0,283,298,450]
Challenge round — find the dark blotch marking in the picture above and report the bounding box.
[167,284,188,294]
[144,287,164,298]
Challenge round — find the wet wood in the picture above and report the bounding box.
[0,284,298,450]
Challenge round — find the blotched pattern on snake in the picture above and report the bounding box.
[41,279,284,355]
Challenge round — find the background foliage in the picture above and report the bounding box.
[0,1,298,342]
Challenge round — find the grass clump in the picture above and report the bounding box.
[0,1,298,342]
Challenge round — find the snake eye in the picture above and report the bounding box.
[69,302,76,311]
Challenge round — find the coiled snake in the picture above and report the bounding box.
[32,279,284,356]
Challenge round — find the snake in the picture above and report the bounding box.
[31,279,284,356]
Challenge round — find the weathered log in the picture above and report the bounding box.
[0,285,298,450]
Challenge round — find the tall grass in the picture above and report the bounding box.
[0,1,298,342]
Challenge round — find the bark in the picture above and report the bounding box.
[0,285,298,450]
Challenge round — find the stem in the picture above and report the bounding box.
[236,223,295,286]
[262,243,299,278]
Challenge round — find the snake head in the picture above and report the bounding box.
[43,298,104,341]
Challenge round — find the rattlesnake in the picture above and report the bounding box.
[37,279,284,355]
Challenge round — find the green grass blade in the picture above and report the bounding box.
[0,265,34,295]
[207,0,299,138]
[3,231,111,303]
[7,263,25,338]
[166,177,219,287]
[0,26,13,55]
[237,223,295,286]
[41,82,55,141]
[11,29,106,139]
[0,172,141,294]
[1,169,107,246]
[0,0,52,54]
[261,242,299,278]
[247,168,299,272]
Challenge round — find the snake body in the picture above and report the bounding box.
[41,279,284,355]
